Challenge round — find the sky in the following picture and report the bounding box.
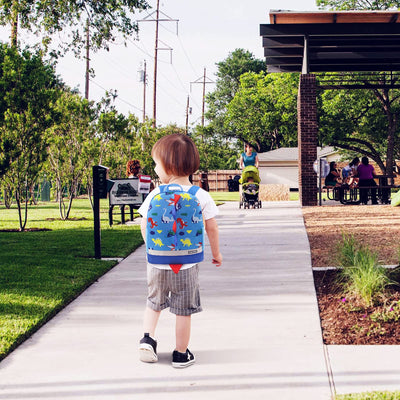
[1,0,319,128]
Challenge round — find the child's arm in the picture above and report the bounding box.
[205,217,222,267]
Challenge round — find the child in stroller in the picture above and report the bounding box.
[239,166,262,209]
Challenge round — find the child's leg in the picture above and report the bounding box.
[175,315,191,352]
[143,307,161,337]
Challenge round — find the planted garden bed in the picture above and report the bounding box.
[303,204,400,345]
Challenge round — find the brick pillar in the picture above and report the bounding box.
[298,74,318,206]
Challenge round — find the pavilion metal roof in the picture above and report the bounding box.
[260,10,400,73]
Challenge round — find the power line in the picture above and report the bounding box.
[128,37,154,59]
[177,36,199,77]
[137,0,179,127]
[96,52,136,80]
[89,78,143,113]
[170,63,189,93]
[190,67,215,126]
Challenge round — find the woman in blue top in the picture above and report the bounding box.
[239,144,259,169]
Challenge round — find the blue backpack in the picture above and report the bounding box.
[146,184,204,271]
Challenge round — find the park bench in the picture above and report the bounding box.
[323,182,399,205]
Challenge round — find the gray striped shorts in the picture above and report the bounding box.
[146,264,202,316]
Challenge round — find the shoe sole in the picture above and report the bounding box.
[139,344,158,363]
[172,358,195,368]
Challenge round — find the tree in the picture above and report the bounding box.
[205,48,265,137]
[45,90,96,220]
[318,74,400,177]
[316,0,400,179]
[96,104,130,164]
[0,0,149,55]
[317,0,400,10]
[191,125,240,172]
[0,1,36,47]
[133,122,173,178]
[0,44,60,230]
[226,72,299,152]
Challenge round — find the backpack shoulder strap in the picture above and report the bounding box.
[188,185,200,196]
[158,185,167,194]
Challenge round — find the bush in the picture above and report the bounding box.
[336,390,400,400]
[336,233,359,268]
[337,234,391,307]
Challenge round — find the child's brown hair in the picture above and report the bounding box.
[152,133,200,176]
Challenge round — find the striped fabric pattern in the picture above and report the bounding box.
[146,264,202,316]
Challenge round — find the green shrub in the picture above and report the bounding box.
[336,233,359,268]
[336,390,400,400]
[370,301,400,323]
[337,235,391,307]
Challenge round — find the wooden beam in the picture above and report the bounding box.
[268,11,400,25]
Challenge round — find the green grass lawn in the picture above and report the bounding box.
[209,191,240,202]
[336,391,400,400]
[0,198,143,361]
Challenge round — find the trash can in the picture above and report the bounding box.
[40,181,51,202]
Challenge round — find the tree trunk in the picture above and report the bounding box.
[386,115,397,185]
[29,183,37,205]
[58,191,67,220]
[65,194,73,220]
[11,1,18,47]
[58,184,74,220]
[374,88,397,184]
[15,187,28,232]
[87,183,94,209]
[3,188,12,209]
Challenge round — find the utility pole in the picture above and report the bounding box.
[85,18,90,100]
[138,5,178,128]
[139,60,147,122]
[201,68,207,127]
[190,67,214,126]
[143,60,147,122]
[153,0,160,128]
[185,95,192,134]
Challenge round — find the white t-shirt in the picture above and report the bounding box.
[138,185,219,270]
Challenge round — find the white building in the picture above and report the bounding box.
[258,146,339,189]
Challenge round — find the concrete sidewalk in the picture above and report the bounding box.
[0,201,399,399]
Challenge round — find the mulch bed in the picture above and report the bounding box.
[303,205,400,345]
[314,269,400,345]
[303,205,400,269]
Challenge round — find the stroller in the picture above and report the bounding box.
[239,165,262,209]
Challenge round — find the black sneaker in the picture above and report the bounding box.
[139,333,158,363]
[172,349,195,368]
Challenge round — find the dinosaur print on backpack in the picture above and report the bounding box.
[146,184,204,271]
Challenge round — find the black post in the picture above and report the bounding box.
[93,165,109,259]
[93,183,101,259]
[319,158,323,206]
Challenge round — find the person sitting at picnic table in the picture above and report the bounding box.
[342,157,360,188]
[324,161,341,187]
[356,156,378,205]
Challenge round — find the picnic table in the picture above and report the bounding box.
[323,174,398,205]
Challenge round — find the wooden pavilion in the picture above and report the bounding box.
[260,10,400,205]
